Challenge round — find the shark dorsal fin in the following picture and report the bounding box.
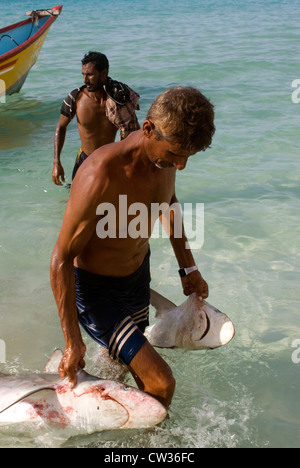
[43,349,63,374]
[150,289,176,317]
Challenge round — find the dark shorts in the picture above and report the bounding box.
[72,149,88,180]
[74,251,151,366]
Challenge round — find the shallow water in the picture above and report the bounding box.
[0,0,300,448]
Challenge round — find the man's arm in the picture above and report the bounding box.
[50,177,99,386]
[52,114,71,185]
[161,193,209,299]
[50,241,86,386]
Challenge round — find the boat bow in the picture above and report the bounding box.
[0,5,62,96]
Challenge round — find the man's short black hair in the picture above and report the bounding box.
[81,51,109,72]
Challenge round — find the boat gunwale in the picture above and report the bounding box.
[0,5,62,64]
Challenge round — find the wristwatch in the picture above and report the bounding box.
[178,266,198,278]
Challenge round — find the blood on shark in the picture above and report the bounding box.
[0,350,167,435]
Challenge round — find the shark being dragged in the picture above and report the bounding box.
[145,289,235,349]
[0,349,166,435]
[0,291,233,438]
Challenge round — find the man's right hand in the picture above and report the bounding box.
[52,161,65,185]
[58,343,86,388]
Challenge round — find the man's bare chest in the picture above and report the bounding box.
[76,92,116,130]
[77,100,106,123]
[110,168,175,208]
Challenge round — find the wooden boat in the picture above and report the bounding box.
[0,5,62,97]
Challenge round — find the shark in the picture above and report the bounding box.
[0,349,167,435]
[145,289,235,349]
[0,291,234,438]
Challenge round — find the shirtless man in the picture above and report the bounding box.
[50,87,215,408]
[52,51,140,185]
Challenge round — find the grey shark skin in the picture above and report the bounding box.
[0,350,167,434]
[145,289,235,349]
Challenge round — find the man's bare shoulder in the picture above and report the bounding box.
[72,131,141,196]
[76,87,92,106]
[89,141,124,170]
[88,132,139,172]
[71,142,123,194]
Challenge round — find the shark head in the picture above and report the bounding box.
[146,289,235,350]
[172,294,209,348]
[80,378,167,429]
[45,351,167,432]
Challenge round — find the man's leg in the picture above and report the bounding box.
[128,340,176,409]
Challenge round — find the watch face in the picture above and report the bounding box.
[179,268,186,278]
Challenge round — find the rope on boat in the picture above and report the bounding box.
[27,8,61,19]
[0,8,60,46]
[0,34,20,47]
[28,9,57,26]
[0,19,34,47]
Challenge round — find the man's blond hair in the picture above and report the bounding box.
[147,87,215,153]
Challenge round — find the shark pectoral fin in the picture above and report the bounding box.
[43,349,64,374]
[145,324,176,348]
[0,385,57,414]
[150,289,176,317]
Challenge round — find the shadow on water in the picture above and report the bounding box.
[0,93,61,150]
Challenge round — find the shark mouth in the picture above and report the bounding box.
[199,311,210,341]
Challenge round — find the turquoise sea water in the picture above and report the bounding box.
[0,0,300,448]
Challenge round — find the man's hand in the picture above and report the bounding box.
[58,343,86,388]
[181,270,209,299]
[52,161,65,185]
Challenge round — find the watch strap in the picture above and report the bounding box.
[178,266,198,278]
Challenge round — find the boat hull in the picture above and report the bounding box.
[0,5,62,96]
[0,31,51,95]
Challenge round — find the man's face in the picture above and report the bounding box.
[143,121,195,170]
[82,62,107,92]
[151,140,194,170]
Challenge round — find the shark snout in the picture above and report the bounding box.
[99,382,167,429]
